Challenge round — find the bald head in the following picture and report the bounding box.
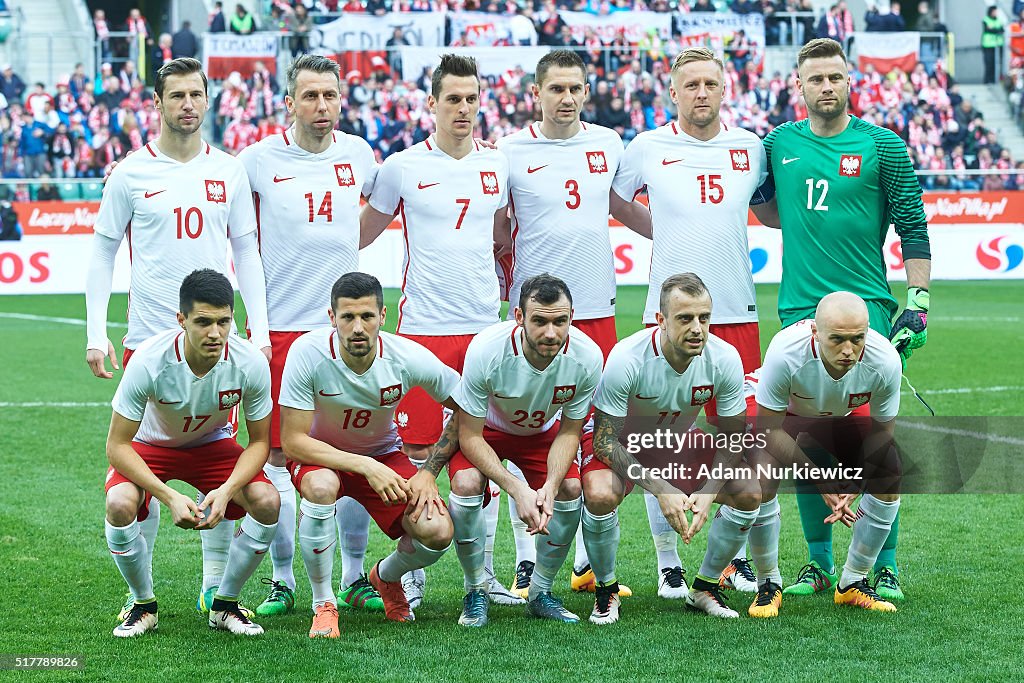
[815,291,869,333]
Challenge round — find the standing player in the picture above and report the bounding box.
[237,54,381,617]
[586,273,762,623]
[360,54,515,605]
[279,273,458,636]
[749,291,904,616]
[447,274,603,627]
[495,49,651,597]
[104,270,278,637]
[611,47,775,597]
[758,38,930,600]
[85,57,271,618]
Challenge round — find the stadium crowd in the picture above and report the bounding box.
[0,0,1010,193]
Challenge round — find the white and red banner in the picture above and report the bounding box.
[3,193,1023,294]
[559,10,673,44]
[202,33,278,80]
[400,45,549,82]
[853,31,920,74]
[310,12,445,52]
[675,12,766,53]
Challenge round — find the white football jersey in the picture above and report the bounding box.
[497,122,623,319]
[612,122,769,325]
[112,328,272,448]
[367,137,509,335]
[95,142,258,348]
[238,130,378,331]
[453,320,603,436]
[594,327,746,425]
[278,328,460,457]
[755,320,902,419]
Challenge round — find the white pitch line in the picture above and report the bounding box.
[940,316,1021,323]
[0,401,109,408]
[896,420,1024,446]
[901,385,1023,395]
[0,312,128,327]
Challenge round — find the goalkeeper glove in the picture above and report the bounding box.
[889,287,929,367]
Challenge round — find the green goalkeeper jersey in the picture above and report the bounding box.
[763,116,931,331]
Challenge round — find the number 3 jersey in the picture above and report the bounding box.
[94,142,258,349]
[367,138,509,336]
[612,123,770,326]
[111,328,272,448]
[278,328,460,457]
[237,131,378,331]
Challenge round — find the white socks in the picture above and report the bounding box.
[484,480,501,575]
[263,463,296,590]
[697,505,757,582]
[299,500,338,608]
[529,496,583,600]
[199,520,234,592]
[217,514,277,599]
[106,519,154,602]
[449,493,487,591]
[581,507,619,584]
[336,496,371,588]
[748,497,783,586]
[841,495,901,588]
[378,535,450,583]
[645,492,681,571]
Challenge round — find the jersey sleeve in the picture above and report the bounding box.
[561,354,602,421]
[242,353,273,421]
[592,346,636,418]
[404,339,461,403]
[93,163,134,240]
[869,350,903,421]
[366,153,403,215]
[360,141,379,198]
[226,162,258,238]
[450,337,492,419]
[278,340,317,411]
[754,340,792,412]
[757,126,779,205]
[236,144,261,188]
[876,129,930,260]
[111,357,152,422]
[713,345,747,417]
[497,157,510,209]
[749,137,775,205]
[611,134,645,201]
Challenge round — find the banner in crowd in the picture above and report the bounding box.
[560,11,673,44]
[400,46,549,82]
[311,12,446,53]
[674,12,766,53]
[15,201,99,236]
[202,33,278,80]
[447,12,518,46]
[853,31,920,74]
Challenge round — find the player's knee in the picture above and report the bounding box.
[105,485,142,526]
[582,484,621,515]
[412,514,454,550]
[300,470,341,505]
[244,481,281,523]
[731,488,761,512]
[450,468,486,497]
[402,443,432,464]
[556,477,582,501]
[873,493,900,503]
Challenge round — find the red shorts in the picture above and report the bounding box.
[122,347,135,367]
[710,322,762,374]
[579,428,717,496]
[573,316,618,362]
[395,333,475,445]
[447,424,580,490]
[287,450,418,540]
[104,438,272,522]
[268,330,306,449]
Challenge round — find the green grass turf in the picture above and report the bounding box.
[0,282,1022,681]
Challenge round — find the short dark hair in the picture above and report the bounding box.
[535,49,586,86]
[431,53,480,98]
[659,272,710,312]
[519,273,572,314]
[180,269,234,315]
[155,57,207,98]
[331,272,384,310]
[287,54,341,98]
[797,38,847,69]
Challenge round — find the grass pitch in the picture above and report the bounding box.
[0,282,1021,681]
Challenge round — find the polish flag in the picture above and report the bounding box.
[853,32,921,75]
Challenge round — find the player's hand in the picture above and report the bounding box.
[260,345,272,363]
[86,340,120,379]
[683,492,716,543]
[655,490,690,539]
[889,287,929,368]
[103,159,120,182]
[475,138,497,150]
[406,469,446,523]
[511,483,549,535]
[166,491,203,529]
[195,487,232,530]
[362,459,409,505]
[823,493,858,527]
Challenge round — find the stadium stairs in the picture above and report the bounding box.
[7,0,92,86]
[961,83,1024,161]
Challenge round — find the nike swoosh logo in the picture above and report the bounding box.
[782,157,799,165]
[661,158,684,165]
[157,399,181,405]
[634,394,658,400]
[455,539,479,546]
[312,540,336,555]
[273,175,295,183]
[110,550,130,555]
[254,549,268,555]
[144,190,166,198]
[493,393,516,399]
[546,540,570,547]
[793,393,815,399]
[318,389,342,397]
[417,181,439,189]
[527,165,548,173]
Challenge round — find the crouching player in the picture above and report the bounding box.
[279,272,458,637]
[584,273,762,623]
[104,269,279,637]
[749,291,903,617]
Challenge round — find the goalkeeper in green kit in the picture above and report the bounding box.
[756,38,930,602]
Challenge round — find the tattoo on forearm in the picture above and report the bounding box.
[592,410,660,491]
[421,414,460,477]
